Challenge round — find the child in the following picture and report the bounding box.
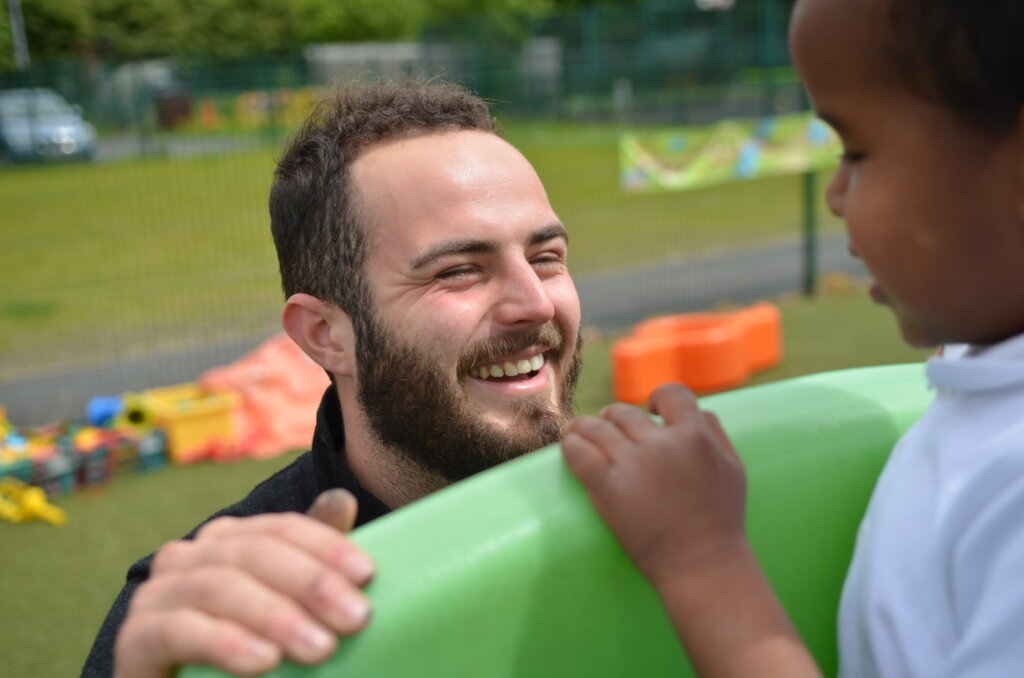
[561,0,1024,676]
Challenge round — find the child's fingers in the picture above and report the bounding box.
[647,383,700,425]
[599,402,659,442]
[701,411,738,459]
[564,415,634,462]
[561,431,612,487]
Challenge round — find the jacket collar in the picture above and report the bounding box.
[311,383,391,528]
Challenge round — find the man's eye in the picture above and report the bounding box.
[532,253,566,267]
[436,266,477,280]
[839,150,864,163]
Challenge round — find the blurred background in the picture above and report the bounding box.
[0,0,874,425]
[1,2,938,676]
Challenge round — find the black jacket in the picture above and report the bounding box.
[80,385,390,677]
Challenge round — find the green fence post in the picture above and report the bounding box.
[802,169,818,295]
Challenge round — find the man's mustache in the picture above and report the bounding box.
[457,324,566,374]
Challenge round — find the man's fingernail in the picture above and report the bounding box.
[339,592,371,623]
[345,552,375,583]
[299,622,334,653]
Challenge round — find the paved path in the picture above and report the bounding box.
[579,231,864,330]
[1,232,865,425]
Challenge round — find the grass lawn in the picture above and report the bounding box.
[1,120,843,381]
[2,282,930,677]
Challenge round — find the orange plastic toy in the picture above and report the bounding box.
[612,301,783,404]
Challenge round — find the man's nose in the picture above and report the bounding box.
[493,262,556,327]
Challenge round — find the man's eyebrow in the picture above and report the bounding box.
[530,223,569,246]
[410,223,568,271]
[411,239,497,271]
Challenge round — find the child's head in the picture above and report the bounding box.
[790,0,1024,348]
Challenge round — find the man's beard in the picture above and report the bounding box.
[354,312,582,483]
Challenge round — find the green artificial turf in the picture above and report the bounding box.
[1,282,930,677]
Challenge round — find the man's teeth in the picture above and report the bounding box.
[477,354,545,379]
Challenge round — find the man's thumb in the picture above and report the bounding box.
[307,488,359,532]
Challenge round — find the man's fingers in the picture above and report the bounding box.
[131,566,345,665]
[308,489,359,533]
[193,513,375,585]
[647,383,700,425]
[114,608,280,678]
[151,536,372,634]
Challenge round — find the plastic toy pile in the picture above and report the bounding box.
[0,403,167,525]
[0,333,330,526]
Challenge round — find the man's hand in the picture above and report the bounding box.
[114,489,374,678]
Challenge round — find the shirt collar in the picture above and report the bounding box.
[926,332,1024,394]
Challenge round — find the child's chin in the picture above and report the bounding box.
[894,317,942,350]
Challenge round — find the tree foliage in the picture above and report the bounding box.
[90,0,182,59]
[175,0,295,59]
[294,0,426,44]
[20,0,92,61]
[0,6,13,71]
[2,0,650,68]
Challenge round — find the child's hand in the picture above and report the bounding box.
[562,383,748,586]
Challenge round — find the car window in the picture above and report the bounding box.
[0,91,73,118]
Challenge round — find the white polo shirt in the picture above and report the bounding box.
[837,332,1024,678]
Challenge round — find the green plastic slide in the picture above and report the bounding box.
[180,363,932,677]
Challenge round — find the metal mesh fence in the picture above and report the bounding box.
[0,0,854,424]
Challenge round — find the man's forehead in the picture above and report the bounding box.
[353,129,513,179]
[350,130,559,266]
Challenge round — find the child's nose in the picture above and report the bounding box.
[825,164,849,218]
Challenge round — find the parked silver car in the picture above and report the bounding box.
[0,88,97,162]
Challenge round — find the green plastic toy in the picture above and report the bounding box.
[180,363,932,678]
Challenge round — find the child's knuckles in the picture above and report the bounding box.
[601,402,637,419]
[651,382,696,405]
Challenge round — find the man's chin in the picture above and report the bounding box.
[474,396,565,430]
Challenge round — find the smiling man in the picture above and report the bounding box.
[82,79,582,678]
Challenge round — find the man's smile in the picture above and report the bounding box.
[472,350,546,381]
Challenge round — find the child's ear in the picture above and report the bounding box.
[282,294,356,378]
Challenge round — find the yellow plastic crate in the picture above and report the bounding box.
[142,383,238,464]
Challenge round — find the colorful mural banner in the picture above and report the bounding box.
[619,111,840,193]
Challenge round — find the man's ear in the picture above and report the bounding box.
[282,293,357,377]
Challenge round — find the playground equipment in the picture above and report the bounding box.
[0,476,66,526]
[180,363,931,678]
[612,301,783,404]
